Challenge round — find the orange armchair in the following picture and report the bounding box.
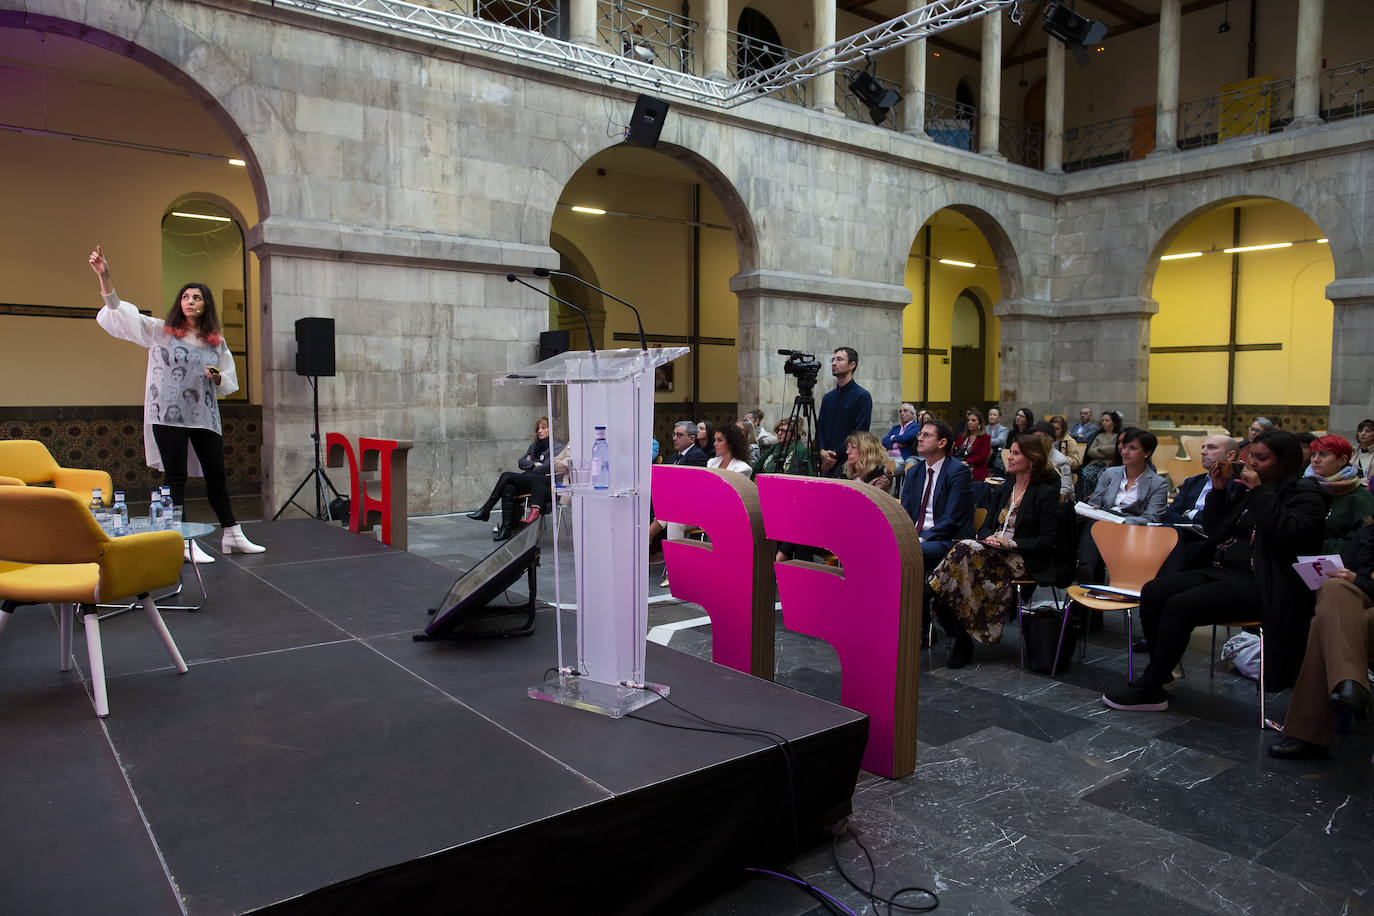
[0,487,188,717]
[0,439,113,505]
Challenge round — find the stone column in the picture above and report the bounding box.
[1154,0,1180,153]
[902,0,927,136]
[995,297,1158,425]
[731,269,911,429]
[810,0,838,113]
[978,9,1001,155]
[569,0,597,48]
[1044,38,1065,172]
[703,0,728,81]
[1326,277,1374,435]
[1290,0,1325,128]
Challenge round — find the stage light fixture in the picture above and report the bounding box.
[848,69,902,126]
[1042,2,1107,49]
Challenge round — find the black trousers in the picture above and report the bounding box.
[1136,568,1259,688]
[151,424,236,528]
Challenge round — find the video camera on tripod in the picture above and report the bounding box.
[778,349,822,395]
[776,349,822,476]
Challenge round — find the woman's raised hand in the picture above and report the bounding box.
[89,245,113,294]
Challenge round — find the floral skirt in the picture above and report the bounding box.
[928,539,1026,644]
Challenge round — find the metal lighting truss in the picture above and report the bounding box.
[263,0,1020,109]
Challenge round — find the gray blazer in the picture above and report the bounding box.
[1087,465,1168,524]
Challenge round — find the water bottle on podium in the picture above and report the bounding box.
[591,426,610,489]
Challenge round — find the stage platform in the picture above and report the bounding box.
[0,519,866,916]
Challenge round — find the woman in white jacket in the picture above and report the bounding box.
[89,246,264,559]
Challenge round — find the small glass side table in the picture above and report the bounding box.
[98,520,218,619]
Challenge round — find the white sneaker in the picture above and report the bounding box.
[221,524,266,554]
[184,540,216,564]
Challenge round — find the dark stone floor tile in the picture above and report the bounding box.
[1054,723,1236,788]
[1013,861,1213,916]
[1082,772,1298,858]
[929,726,1129,797]
[1196,762,1374,842]
[1256,825,1374,900]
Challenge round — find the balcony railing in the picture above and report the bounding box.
[925,91,976,152]
[998,116,1042,170]
[597,0,695,74]
[1063,113,1136,173]
[470,0,563,38]
[727,30,806,106]
[1325,56,1373,121]
[1178,76,1295,149]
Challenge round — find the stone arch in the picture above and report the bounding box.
[548,231,607,349]
[903,199,1025,301]
[633,140,761,273]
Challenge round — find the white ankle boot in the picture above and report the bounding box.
[184,540,216,564]
[221,524,266,554]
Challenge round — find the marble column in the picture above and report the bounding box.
[1326,278,1374,436]
[902,0,928,136]
[1044,38,1065,173]
[1290,0,1325,128]
[702,0,728,81]
[978,9,1001,155]
[1154,0,1180,153]
[811,0,838,113]
[568,0,597,48]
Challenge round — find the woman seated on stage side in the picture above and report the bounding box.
[1305,433,1374,554]
[467,416,559,541]
[843,431,893,492]
[928,435,1067,669]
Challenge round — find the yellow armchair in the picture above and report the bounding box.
[0,439,113,505]
[0,487,188,717]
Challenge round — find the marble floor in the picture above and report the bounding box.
[256,505,1374,915]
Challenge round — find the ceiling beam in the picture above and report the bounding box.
[1081,0,1154,28]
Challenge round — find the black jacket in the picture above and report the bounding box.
[666,444,709,468]
[1341,523,1374,602]
[976,479,1074,586]
[1195,475,1329,690]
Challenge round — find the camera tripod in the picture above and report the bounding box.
[273,374,344,521]
[781,386,822,477]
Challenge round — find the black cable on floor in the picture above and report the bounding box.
[831,829,939,914]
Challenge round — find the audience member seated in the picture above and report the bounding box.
[844,431,893,491]
[1238,416,1274,461]
[1102,431,1327,712]
[709,423,753,476]
[1010,407,1035,440]
[953,407,993,482]
[1294,431,1316,467]
[1155,434,1244,578]
[1030,421,1074,499]
[882,403,921,489]
[747,408,778,449]
[735,419,760,467]
[1305,434,1374,554]
[986,407,1008,474]
[695,420,715,455]
[648,420,710,549]
[1070,407,1100,444]
[1048,415,1084,470]
[1353,419,1374,481]
[1076,410,1123,501]
[756,418,810,475]
[1269,524,1374,759]
[1077,427,1168,582]
[899,418,974,577]
[928,435,1067,669]
[467,416,560,541]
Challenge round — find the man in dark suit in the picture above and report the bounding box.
[649,420,709,547]
[900,418,975,572]
[1153,433,1244,579]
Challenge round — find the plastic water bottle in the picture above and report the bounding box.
[590,426,610,489]
[89,489,113,535]
[112,491,129,537]
[150,489,166,530]
[159,486,175,530]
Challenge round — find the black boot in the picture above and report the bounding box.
[467,491,498,522]
[493,494,516,541]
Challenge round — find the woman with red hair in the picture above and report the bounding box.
[1306,433,1374,554]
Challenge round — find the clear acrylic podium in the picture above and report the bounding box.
[496,346,688,717]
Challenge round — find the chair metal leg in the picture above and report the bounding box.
[140,595,189,674]
[1017,588,1027,670]
[59,603,74,671]
[1124,609,1134,684]
[80,605,110,717]
[0,605,11,638]
[1258,626,1268,730]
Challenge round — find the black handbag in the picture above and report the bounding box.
[1022,609,1077,674]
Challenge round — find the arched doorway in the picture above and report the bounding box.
[1147,198,1334,432]
[948,290,987,411]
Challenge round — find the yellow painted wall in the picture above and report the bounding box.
[0,31,260,408]
[552,154,740,406]
[1149,200,1333,405]
[902,213,1002,406]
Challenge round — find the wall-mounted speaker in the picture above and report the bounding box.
[627,95,670,147]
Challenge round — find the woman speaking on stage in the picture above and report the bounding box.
[90,245,264,559]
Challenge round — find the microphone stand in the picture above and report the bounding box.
[532,268,647,352]
[506,273,597,356]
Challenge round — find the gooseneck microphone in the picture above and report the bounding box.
[532,267,647,352]
[506,274,596,355]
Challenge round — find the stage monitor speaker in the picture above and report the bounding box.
[419,519,542,639]
[295,317,336,377]
[539,329,571,362]
[627,95,669,147]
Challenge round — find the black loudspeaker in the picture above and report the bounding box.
[295,317,335,377]
[627,94,669,147]
[539,329,571,362]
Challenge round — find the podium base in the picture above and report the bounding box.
[528,674,669,718]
